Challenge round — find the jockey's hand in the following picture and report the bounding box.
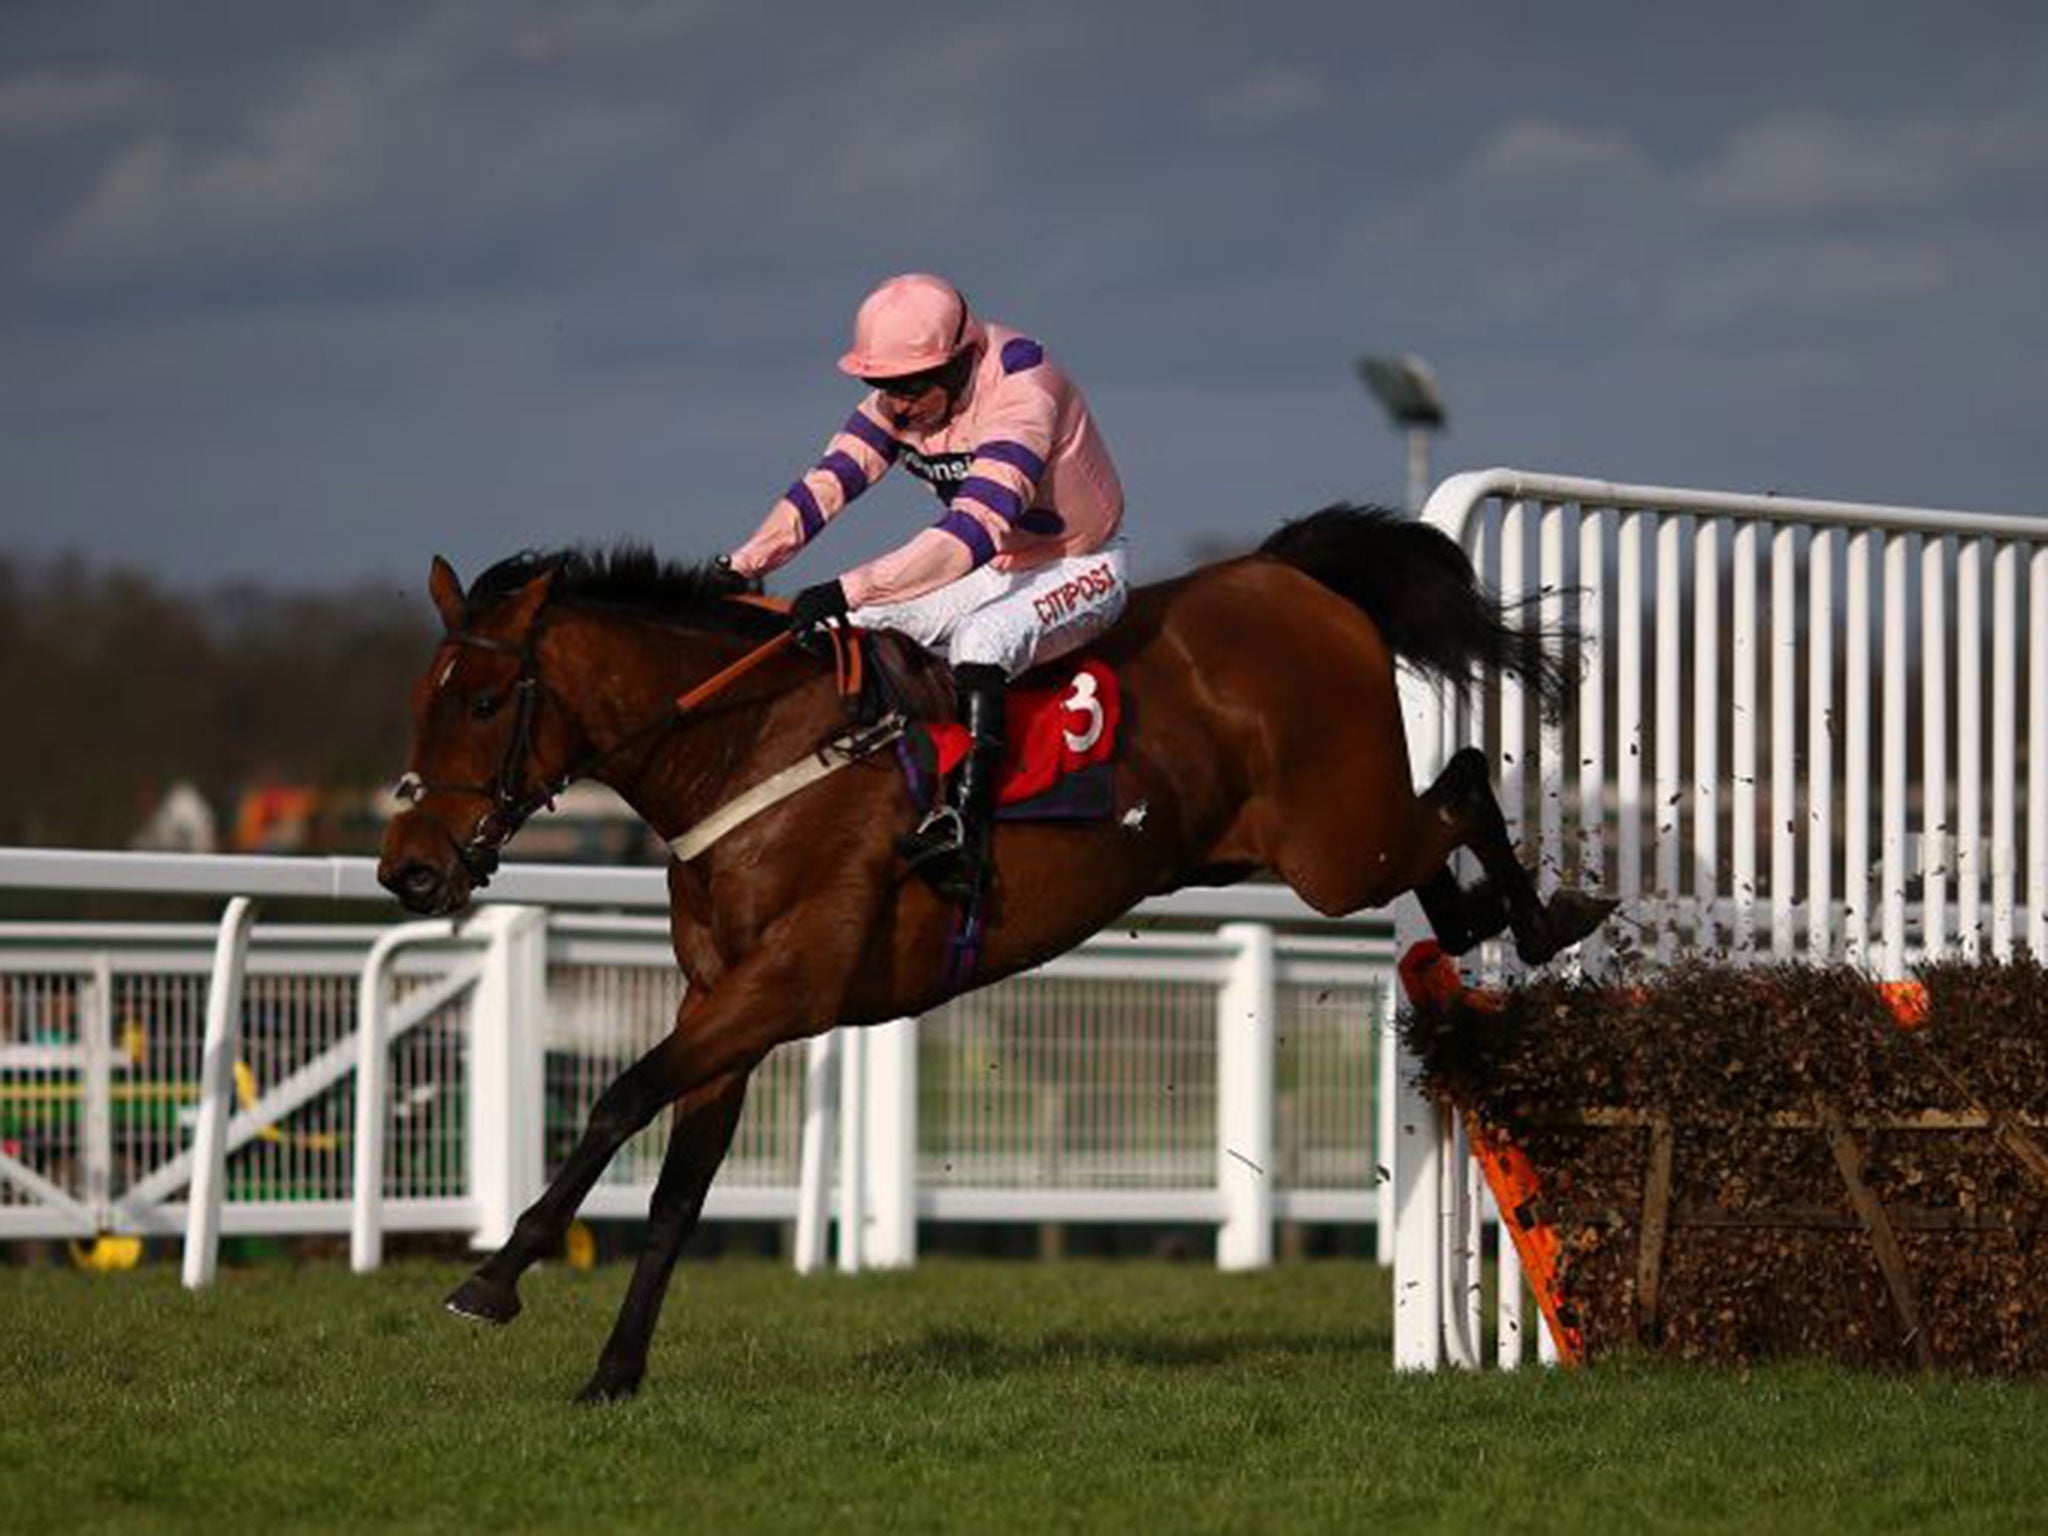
[787,579,850,642]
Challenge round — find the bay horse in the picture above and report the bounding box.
[377,505,1613,1401]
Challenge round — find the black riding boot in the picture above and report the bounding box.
[899,662,1007,904]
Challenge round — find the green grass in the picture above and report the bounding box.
[3,1258,2044,1533]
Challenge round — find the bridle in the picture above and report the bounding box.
[394,626,570,886]
[394,609,805,888]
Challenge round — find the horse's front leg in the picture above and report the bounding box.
[444,1028,694,1324]
[575,1066,751,1404]
[445,944,839,1325]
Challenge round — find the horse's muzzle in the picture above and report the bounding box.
[378,813,477,916]
[380,858,456,914]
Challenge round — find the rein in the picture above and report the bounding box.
[674,629,796,713]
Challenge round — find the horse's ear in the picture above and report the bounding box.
[498,565,556,636]
[427,557,466,633]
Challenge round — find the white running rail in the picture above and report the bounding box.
[0,853,1395,1274]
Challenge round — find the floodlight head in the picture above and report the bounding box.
[1356,353,1446,431]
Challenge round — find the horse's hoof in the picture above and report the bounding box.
[574,1370,642,1406]
[444,1273,522,1326]
[1550,892,1620,950]
[1516,892,1620,965]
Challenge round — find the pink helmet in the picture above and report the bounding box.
[836,273,984,379]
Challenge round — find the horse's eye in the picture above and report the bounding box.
[472,692,503,720]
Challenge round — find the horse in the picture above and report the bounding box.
[377,505,1614,1402]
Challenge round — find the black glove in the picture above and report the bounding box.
[787,578,850,638]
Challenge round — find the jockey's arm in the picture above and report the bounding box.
[840,384,1057,609]
[729,400,899,577]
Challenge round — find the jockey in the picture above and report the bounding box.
[728,273,1127,902]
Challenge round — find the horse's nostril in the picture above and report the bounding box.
[396,862,443,906]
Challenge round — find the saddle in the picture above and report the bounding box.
[814,621,1120,816]
[664,610,1120,866]
[851,628,957,728]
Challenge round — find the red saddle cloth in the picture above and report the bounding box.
[923,660,1121,817]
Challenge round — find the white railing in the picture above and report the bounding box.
[180,897,254,1287]
[1392,467,2048,1372]
[348,913,465,1273]
[0,914,488,1252]
[0,850,1395,1277]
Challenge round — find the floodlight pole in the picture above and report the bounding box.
[1405,428,1431,517]
[1356,353,1447,514]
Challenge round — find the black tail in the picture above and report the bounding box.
[1257,503,1572,715]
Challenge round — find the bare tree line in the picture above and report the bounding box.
[0,555,435,849]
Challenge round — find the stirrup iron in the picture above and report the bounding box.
[900,805,966,866]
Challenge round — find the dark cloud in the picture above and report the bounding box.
[1,0,2044,590]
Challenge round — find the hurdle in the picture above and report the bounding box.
[1390,468,2048,1371]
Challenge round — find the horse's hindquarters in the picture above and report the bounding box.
[1140,561,1439,916]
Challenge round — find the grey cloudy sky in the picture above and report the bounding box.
[2,0,2044,591]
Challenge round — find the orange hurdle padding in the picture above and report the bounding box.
[1464,1116,1585,1365]
[1877,979,1928,1030]
[1398,939,1506,1014]
[1397,939,1584,1366]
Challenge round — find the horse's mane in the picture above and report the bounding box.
[465,544,779,638]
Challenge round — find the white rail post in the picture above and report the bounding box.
[1654,514,1682,959]
[1922,535,1949,956]
[1391,674,1449,1370]
[1808,530,1837,959]
[351,918,455,1272]
[1732,522,1759,948]
[2029,547,2048,960]
[1577,507,1607,963]
[466,905,548,1251]
[83,954,114,1229]
[1991,544,2018,958]
[1881,535,1909,976]
[1217,922,1275,1270]
[1443,1117,1482,1369]
[1770,524,1799,959]
[1990,540,2023,950]
[1497,1192,1525,1369]
[861,1016,920,1269]
[1957,540,1984,955]
[1846,530,1876,962]
[1691,515,1720,954]
[183,896,256,1291]
[793,1032,839,1273]
[1374,1010,1396,1265]
[837,1026,867,1273]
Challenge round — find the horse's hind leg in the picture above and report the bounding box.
[576,1067,751,1405]
[1429,746,1615,965]
[1414,867,1509,957]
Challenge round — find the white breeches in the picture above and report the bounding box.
[850,541,1129,678]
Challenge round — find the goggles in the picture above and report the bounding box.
[861,333,974,401]
[861,369,945,398]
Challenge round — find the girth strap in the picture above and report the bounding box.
[667,714,905,863]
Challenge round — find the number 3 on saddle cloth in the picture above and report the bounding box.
[899,662,1123,823]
